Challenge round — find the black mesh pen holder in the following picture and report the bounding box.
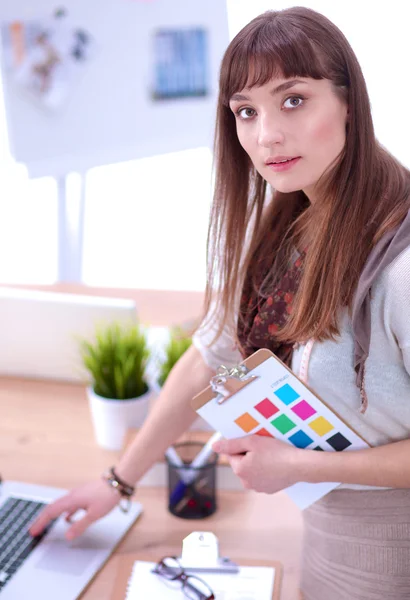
[166,441,218,519]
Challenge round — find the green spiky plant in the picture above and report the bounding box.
[79,321,150,400]
[157,326,192,387]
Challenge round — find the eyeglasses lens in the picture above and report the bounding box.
[183,575,214,600]
[158,557,183,580]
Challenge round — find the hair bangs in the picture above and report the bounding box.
[221,17,328,106]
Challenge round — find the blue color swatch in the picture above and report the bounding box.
[273,384,300,405]
[288,430,313,449]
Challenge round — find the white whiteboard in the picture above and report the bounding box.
[0,0,229,178]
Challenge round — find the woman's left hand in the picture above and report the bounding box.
[212,435,311,494]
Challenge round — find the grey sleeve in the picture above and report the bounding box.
[192,313,243,372]
[383,246,410,375]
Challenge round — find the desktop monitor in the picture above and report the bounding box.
[0,287,137,382]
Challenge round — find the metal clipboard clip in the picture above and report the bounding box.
[210,363,259,404]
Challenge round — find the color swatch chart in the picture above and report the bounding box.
[196,356,370,509]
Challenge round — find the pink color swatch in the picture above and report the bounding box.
[291,400,316,420]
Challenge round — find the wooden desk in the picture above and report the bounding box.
[0,376,303,599]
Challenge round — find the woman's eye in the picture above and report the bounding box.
[237,107,256,120]
[233,96,305,119]
[283,95,305,109]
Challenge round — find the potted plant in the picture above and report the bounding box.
[79,320,151,450]
[157,326,192,387]
[151,325,212,431]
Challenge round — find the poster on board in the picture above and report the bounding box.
[0,0,229,178]
[0,7,95,112]
[152,28,208,100]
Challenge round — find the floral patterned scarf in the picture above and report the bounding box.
[237,248,306,366]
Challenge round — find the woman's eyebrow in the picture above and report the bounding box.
[230,79,308,102]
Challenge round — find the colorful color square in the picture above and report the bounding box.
[291,400,316,420]
[313,446,324,451]
[254,398,279,419]
[309,416,334,436]
[256,428,274,437]
[327,432,352,451]
[288,430,313,449]
[271,414,296,434]
[235,412,259,433]
[273,384,300,405]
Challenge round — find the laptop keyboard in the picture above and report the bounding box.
[0,497,51,592]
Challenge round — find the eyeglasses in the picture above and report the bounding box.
[153,556,215,600]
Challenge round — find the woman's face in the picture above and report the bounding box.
[229,76,348,202]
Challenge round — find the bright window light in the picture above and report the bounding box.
[82,147,213,291]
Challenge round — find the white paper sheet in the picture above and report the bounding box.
[125,561,275,600]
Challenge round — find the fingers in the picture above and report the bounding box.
[228,455,244,474]
[65,512,97,541]
[30,500,99,541]
[64,509,77,524]
[228,455,251,490]
[29,496,72,537]
[213,436,251,456]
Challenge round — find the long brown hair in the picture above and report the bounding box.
[200,6,410,350]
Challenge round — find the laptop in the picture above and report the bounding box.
[0,479,143,599]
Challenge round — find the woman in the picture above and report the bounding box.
[30,7,410,599]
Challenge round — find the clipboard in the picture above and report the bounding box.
[111,553,283,600]
[191,348,370,510]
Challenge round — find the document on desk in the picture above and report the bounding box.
[125,561,276,600]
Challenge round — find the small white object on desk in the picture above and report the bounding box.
[181,531,220,569]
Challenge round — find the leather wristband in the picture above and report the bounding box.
[102,467,136,513]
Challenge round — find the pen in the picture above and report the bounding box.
[164,446,191,484]
[170,432,222,505]
[173,476,208,513]
[183,432,222,481]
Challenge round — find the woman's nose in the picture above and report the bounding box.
[257,114,285,147]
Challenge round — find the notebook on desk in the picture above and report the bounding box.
[191,348,370,510]
[111,554,283,600]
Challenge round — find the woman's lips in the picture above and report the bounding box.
[266,157,301,172]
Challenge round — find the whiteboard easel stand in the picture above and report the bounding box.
[57,171,85,282]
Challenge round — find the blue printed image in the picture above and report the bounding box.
[152,28,208,100]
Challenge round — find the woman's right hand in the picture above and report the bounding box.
[28,479,121,541]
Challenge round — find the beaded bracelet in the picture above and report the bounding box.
[102,467,136,513]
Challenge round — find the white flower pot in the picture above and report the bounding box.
[87,385,152,450]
